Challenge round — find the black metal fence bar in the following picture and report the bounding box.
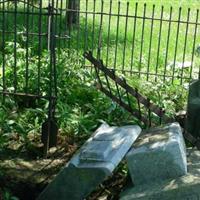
[105,0,112,67]
[37,0,42,95]
[191,9,199,79]
[155,6,163,82]
[163,6,172,82]
[138,3,146,78]
[180,8,190,85]
[130,2,138,74]
[122,2,129,73]
[147,4,155,81]
[113,1,120,70]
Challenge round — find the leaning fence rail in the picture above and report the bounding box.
[84,51,169,127]
[84,51,200,150]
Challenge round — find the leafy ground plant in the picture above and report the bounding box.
[126,75,188,118]
[0,41,190,150]
[0,42,136,150]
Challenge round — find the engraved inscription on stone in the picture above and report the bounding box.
[80,126,128,161]
[80,136,125,161]
[80,141,113,161]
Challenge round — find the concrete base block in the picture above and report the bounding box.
[120,149,200,200]
[126,123,187,185]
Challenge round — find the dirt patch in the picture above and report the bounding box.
[0,135,128,200]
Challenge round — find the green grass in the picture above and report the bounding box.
[77,0,200,82]
[1,0,199,83]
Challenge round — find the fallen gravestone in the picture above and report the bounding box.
[120,148,200,200]
[37,123,141,200]
[126,123,187,185]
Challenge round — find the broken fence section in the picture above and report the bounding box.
[84,51,172,127]
[83,51,200,149]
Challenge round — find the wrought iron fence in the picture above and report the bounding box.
[66,0,200,84]
[0,0,200,153]
[0,0,69,156]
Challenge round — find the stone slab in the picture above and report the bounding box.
[126,123,187,186]
[120,148,200,200]
[37,123,141,200]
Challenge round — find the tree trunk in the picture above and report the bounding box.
[67,0,80,26]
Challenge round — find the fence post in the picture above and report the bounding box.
[42,1,58,158]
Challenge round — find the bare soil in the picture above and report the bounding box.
[0,135,129,200]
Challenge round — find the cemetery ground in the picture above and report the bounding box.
[0,0,199,199]
[0,133,130,200]
[0,50,134,199]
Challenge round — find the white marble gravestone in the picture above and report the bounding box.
[37,123,141,200]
